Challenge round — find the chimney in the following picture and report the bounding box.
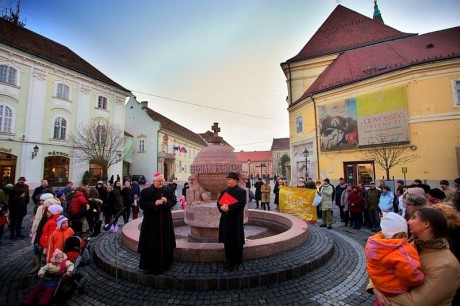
[141,101,148,109]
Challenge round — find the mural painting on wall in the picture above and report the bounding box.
[319,86,409,151]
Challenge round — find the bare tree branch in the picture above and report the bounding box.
[68,119,125,178]
[360,143,419,180]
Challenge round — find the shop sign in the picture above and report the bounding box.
[48,151,69,157]
[0,147,12,153]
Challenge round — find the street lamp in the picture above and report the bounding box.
[260,163,267,179]
[247,159,251,183]
[303,148,309,177]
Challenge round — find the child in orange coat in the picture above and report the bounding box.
[47,215,74,262]
[365,212,425,305]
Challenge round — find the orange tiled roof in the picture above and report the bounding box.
[296,26,460,101]
[234,151,273,162]
[0,18,129,92]
[284,5,414,63]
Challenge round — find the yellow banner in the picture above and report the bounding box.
[279,186,317,222]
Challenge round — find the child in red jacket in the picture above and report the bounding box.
[365,212,425,305]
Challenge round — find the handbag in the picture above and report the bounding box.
[313,192,323,207]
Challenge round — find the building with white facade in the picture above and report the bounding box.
[125,97,207,184]
[0,18,130,188]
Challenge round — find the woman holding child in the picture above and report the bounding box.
[369,207,460,306]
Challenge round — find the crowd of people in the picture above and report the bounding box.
[0,172,459,305]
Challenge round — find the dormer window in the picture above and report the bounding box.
[0,65,18,85]
[56,83,70,100]
[97,96,108,110]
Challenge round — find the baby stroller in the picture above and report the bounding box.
[52,232,91,303]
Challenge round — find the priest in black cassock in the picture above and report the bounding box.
[138,172,176,274]
[217,172,247,271]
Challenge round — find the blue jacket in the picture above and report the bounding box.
[378,191,394,213]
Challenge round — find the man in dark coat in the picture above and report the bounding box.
[121,181,134,224]
[138,173,176,274]
[217,172,247,271]
[254,177,263,209]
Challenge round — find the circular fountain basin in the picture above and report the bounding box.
[121,209,308,262]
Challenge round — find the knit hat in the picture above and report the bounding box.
[397,179,404,185]
[455,178,460,185]
[56,215,68,228]
[43,198,60,208]
[4,184,13,190]
[55,190,64,198]
[405,193,428,206]
[406,187,425,196]
[48,204,63,215]
[381,212,408,239]
[427,188,446,200]
[439,180,449,186]
[51,248,67,262]
[40,193,54,201]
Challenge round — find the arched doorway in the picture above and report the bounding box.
[44,156,70,187]
[0,152,17,187]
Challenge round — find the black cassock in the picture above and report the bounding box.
[138,185,176,273]
[217,185,247,265]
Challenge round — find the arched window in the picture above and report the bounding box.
[96,124,107,143]
[0,104,13,133]
[0,65,18,85]
[56,83,70,100]
[53,117,67,139]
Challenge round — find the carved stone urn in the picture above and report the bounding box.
[184,123,247,242]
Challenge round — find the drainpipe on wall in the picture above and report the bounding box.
[310,95,320,179]
[288,63,293,104]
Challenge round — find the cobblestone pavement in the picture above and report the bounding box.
[0,197,376,306]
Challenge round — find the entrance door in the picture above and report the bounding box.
[343,161,375,186]
[44,157,70,187]
[0,153,17,187]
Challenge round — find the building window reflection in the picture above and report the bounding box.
[44,156,69,186]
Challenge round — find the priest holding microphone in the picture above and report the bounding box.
[217,172,247,272]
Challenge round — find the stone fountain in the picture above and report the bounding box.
[184,122,248,242]
[121,123,309,262]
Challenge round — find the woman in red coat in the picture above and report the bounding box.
[348,186,364,230]
[39,204,63,261]
[69,188,88,233]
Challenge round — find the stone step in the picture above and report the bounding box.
[93,226,334,291]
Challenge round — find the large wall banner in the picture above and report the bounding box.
[319,86,409,151]
[279,186,317,222]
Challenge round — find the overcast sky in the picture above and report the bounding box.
[5,0,459,151]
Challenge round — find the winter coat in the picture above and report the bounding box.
[39,214,60,250]
[348,190,364,213]
[254,180,263,201]
[365,232,424,295]
[69,192,88,220]
[261,183,271,203]
[379,191,395,213]
[47,227,75,262]
[8,193,28,218]
[340,189,351,212]
[217,184,247,246]
[319,184,334,211]
[365,188,382,210]
[38,253,74,277]
[138,185,176,273]
[107,187,123,214]
[335,184,347,206]
[369,238,460,306]
[121,187,134,208]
